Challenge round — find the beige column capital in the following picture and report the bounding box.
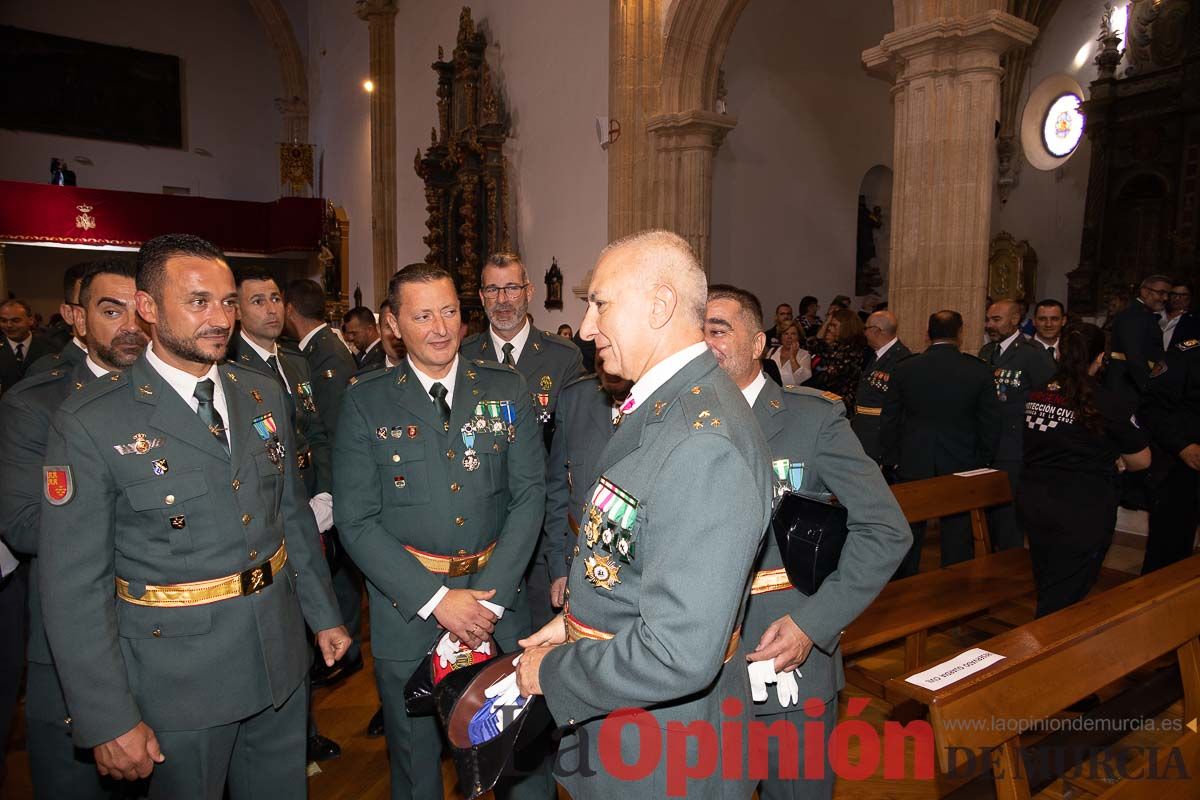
[863,11,1037,82]
[354,0,397,22]
[645,109,738,151]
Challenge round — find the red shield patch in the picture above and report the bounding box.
[44,466,74,506]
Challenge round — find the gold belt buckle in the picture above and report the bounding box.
[239,558,275,595]
[447,553,478,578]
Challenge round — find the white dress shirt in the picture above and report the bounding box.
[770,348,812,386]
[1161,312,1182,352]
[240,332,290,392]
[85,356,109,378]
[741,371,769,407]
[410,355,504,621]
[874,337,899,360]
[145,343,230,454]
[996,329,1022,358]
[6,334,32,358]
[489,319,531,364]
[1034,336,1060,361]
[70,337,87,354]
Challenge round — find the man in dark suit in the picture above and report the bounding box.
[342,306,385,371]
[852,309,912,466]
[283,280,358,444]
[1162,281,1196,351]
[1106,274,1171,410]
[38,234,350,798]
[882,310,1002,576]
[1,299,56,393]
[0,258,147,798]
[979,300,1056,551]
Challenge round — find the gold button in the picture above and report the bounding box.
[457,548,468,556]
[392,454,401,462]
[391,601,398,609]
[454,516,465,526]
[64,717,71,725]
[242,514,252,525]
[249,549,259,560]
[231,479,241,491]
[164,495,175,505]
[152,628,162,638]
[450,482,461,492]
[446,449,456,460]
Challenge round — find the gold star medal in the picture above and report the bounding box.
[584,554,621,591]
[583,505,604,548]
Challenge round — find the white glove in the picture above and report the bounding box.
[775,669,800,708]
[436,633,461,669]
[483,656,524,708]
[747,660,802,708]
[309,493,334,533]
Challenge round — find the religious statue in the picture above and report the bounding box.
[544,257,564,311]
[856,195,884,296]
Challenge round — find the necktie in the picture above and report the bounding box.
[13,342,24,365]
[1048,345,1056,361]
[265,354,288,391]
[430,382,451,429]
[501,342,515,367]
[194,378,229,452]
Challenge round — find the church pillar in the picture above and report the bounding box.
[356,0,399,306]
[645,109,737,272]
[863,6,1036,348]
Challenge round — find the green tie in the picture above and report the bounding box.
[430,382,451,429]
[194,378,229,452]
[501,342,515,367]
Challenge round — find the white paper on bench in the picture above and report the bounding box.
[904,648,1006,689]
[952,468,998,477]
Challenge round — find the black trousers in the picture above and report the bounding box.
[1144,460,1200,574]
[0,563,28,768]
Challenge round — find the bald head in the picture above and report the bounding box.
[597,230,707,327]
[984,299,1022,342]
[864,309,898,350]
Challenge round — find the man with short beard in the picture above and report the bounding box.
[38,234,349,799]
[0,258,146,798]
[1106,274,1171,409]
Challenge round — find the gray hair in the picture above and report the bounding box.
[600,230,706,327]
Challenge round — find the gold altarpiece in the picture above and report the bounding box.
[988,231,1039,309]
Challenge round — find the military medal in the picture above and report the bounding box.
[461,423,480,472]
[590,478,639,563]
[407,425,419,439]
[251,389,263,404]
[252,413,285,471]
[376,426,389,440]
[114,433,163,456]
[772,458,791,498]
[296,382,317,413]
[169,515,186,529]
[584,554,621,590]
[152,459,169,476]
[391,426,404,439]
[535,392,551,424]
[583,506,603,548]
[394,476,406,488]
[133,433,151,455]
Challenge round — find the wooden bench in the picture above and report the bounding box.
[842,470,1032,700]
[889,554,1200,799]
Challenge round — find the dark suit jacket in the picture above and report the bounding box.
[880,343,1002,479]
[850,339,913,462]
[0,335,55,395]
[299,324,357,445]
[1105,298,1164,407]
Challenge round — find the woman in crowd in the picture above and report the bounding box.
[1017,323,1150,617]
[804,307,868,409]
[797,295,822,338]
[767,321,812,386]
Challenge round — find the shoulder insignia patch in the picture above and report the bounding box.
[44,466,74,506]
[323,369,335,379]
[1177,339,1200,351]
[820,391,842,403]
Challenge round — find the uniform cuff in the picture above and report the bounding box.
[418,586,449,620]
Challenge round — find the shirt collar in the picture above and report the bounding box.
[386,355,403,369]
[998,329,1022,356]
[409,356,459,408]
[741,370,768,407]
[1034,335,1060,349]
[622,341,709,414]
[7,334,32,350]
[298,323,327,352]
[240,331,278,362]
[874,337,899,360]
[71,337,87,353]
[489,319,531,364]
[85,356,109,378]
[363,338,381,354]
[145,342,221,404]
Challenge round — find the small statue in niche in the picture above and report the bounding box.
[855,196,884,296]
[545,257,564,311]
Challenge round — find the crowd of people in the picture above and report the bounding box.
[0,233,1197,800]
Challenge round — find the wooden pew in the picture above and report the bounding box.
[889,555,1200,800]
[842,470,1031,700]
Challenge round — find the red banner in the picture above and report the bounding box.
[0,180,324,253]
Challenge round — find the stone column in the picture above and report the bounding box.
[645,110,737,272]
[863,6,1036,348]
[356,0,398,306]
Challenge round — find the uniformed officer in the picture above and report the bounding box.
[0,257,147,799]
[343,305,385,371]
[851,309,911,467]
[333,262,547,800]
[1106,275,1171,409]
[544,360,632,608]
[1139,335,1200,574]
[978,300,1055,551]
[705,284,910,800]
[517,231,773,800]
[38,234,349,799]
[26,260,90,376]
[881,311,1002,576]
[460,253,583,630]
[283,278,358,442]
[229,265,350,761]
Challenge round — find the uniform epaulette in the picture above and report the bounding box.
[461,331,485,349]
[563,372,600,391]
[346,365,394,390]
[58,370,127,413]
[535,331,579,351]
[471,358,519,376]
[678,384,731,436]
[780,384,842,404]
[1176,339,1200,352]
[278,341,303,356]
[3,365,73,397]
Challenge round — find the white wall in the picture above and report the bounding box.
[710,0,894,322]
[991,0,1111,309]
[0,0,285,201]
[308,1,609,328]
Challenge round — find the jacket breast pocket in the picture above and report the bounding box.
[124,470,210,555]
[253,450,284,520]
[374,443,430,506]
[116,601,213,639]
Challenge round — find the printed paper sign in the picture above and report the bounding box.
[953,468,998,478]
[904,648,1006,690]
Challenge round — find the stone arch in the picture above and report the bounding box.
[247,0,309,142]
[660,0,750,115]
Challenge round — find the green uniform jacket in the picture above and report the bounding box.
[332,358,546,660]
[300,324,357,444]
[849,340,912,462]
[540,350,773,800]
[0,361,98,722]
[978,337,1056,463]
[228,335,332,497]
[25,339,87,377]
[745,381,910,712]
[544,374,617,582]
[38,356,341,748]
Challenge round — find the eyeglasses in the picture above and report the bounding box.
[482,283,529,299]
[1146,288,1170,297]
[1169,292,1191,298]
